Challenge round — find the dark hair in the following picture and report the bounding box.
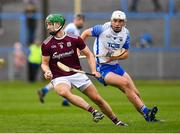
[75,14,85,20]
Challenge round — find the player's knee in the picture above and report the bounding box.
[120,81,133,94]
[121,79,130,89]
[56,88,69,97]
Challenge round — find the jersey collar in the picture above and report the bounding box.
[54,32,66,40]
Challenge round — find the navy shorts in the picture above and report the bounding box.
[96,63,125,86]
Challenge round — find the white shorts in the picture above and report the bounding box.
[51,73,92,92]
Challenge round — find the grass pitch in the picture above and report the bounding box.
[0,80,180,133]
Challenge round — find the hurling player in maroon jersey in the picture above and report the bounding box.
[41,14,128,126]
[38,14,85,106]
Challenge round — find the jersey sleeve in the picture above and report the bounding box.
[76,37,86,51]
[41,43,50,56]
[91,25,103,37]
[122,34,130,49]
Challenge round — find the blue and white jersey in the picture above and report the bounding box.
[91,22,130,65]
[64,23,80,36]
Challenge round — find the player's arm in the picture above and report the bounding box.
[41,56,53,80]
[77,35,100,77]
[79,28,92,56]
[81,28,92,41]
[81,46,100,77]
[81,24,103,41]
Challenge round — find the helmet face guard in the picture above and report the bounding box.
[45,14,65,36]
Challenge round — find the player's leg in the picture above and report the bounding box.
[104,72,158,122]
[123,72,145,113]
[122,72,160,121]
[83,84,128,126]
[54,83,90,109]
[54,83,103,122]
[123,72,142,100]
[69,73,126,125]
[52,78,103,123]
[37,82,70,105]
[37,82,53,103]
[105,72,144,110]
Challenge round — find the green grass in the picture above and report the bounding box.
[0,80,180,133]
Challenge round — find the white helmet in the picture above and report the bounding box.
[111,10,127,21]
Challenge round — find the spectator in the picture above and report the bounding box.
[130,0,162,12]
[135,32,153,48]
[13,42,26,79]
[65,14,85,36]
[0,1,4,35]
[24,0,37,45]
[27,40,41,82]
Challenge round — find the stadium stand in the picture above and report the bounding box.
[0,0,180,80]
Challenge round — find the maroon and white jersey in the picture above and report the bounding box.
[41,33,86,79]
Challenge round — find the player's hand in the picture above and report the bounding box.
[92,71,101,78]
[109,49,127,60]
[44,70,53,80]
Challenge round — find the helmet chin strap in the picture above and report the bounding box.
[49,30,59,36]
[49,23,63,36]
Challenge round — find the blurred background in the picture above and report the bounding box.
[0,0,180,81]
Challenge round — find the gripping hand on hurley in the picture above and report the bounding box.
[44,70,53,80]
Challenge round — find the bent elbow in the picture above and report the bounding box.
[81,29,91,40]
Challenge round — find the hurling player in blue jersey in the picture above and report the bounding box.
[81,10,160,122]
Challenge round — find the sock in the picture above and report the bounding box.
[140,105,149,115]
[63,98,69,102]
[42,86,49,94]
[110,116,119,124]
[87,106,95,114]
